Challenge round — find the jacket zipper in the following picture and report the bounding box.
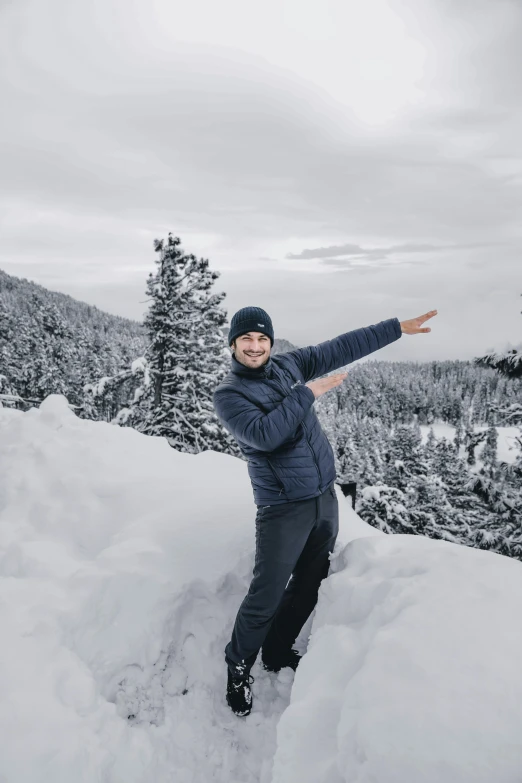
[301,420,322,487]
[266,458,285,496]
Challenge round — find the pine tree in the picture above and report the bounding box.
[112,233,239,456]
[0,301,15,403]
[82,354,154,423]
[454,421,464,454]
[356,484,410,534]
[474,293,522,379]
[406,470,457,541]
[33,300,74,399]
[469,294,522,558]
[425,426,437,458]
[481,422,499,474]
[463,416,487,466]
[383,423,425,489]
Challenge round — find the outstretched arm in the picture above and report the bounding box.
[285,317,401,383]
[285,310,437,383]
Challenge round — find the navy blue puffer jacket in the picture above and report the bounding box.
[213,318,402,506]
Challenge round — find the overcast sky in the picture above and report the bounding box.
[1,0,521,361]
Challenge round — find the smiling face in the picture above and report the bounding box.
[232,331,271,368]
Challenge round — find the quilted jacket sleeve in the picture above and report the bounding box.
[285,317,402,383]
[213,383,316,452]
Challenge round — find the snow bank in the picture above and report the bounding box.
[0,395,296,782]
[272,533,522,783]
[2,395,522,783]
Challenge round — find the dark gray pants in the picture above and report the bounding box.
[225,481,339,674]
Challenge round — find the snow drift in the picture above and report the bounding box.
[272,534,522,783]
[1,396,522,783]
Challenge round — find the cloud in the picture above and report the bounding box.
[285,242,485,263]
[284,242,501,271]
[1,0,521,250]
[0,0,520,358]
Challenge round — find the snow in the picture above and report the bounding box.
[1,396,522,782]
[131,356,147,374]
[272,534,522,783]
[91,375,112,397]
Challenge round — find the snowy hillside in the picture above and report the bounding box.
[1,398,522,783]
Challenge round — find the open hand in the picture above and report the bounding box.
[400,309,438,335]
[306,372,348,399]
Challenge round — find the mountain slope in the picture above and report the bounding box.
[0,268,148,409]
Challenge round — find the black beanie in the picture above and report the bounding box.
[228,306,274,348]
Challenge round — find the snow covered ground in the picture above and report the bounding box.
[1,397,522,783]
[272,534,522,783]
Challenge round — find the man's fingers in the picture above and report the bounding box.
[316,372,348,388]
[308,372,348,398]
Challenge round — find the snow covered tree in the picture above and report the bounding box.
[112,233,238,456]
[406,471,459,542]
[481,423,499,474]
[383,423,425,489]
[453,421,464,454]
[0,268,147,411]
[356,484,409,534]
[470,295,522,557]
[475,344,522,379]
[425,426,437,459]
[360,419,390,484]
[463,418,486,466]
[82,356,150,422]
[32,300,75,399]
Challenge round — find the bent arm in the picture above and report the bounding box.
[286,317,402,382]
[213,383,315,451]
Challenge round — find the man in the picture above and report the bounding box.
[213,305,437,717]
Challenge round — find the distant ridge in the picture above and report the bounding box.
[0,268,146,335]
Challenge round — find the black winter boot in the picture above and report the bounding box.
[262,648,302,673]
[226,663,255,717]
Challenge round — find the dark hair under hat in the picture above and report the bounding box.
[228,306,274,347]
